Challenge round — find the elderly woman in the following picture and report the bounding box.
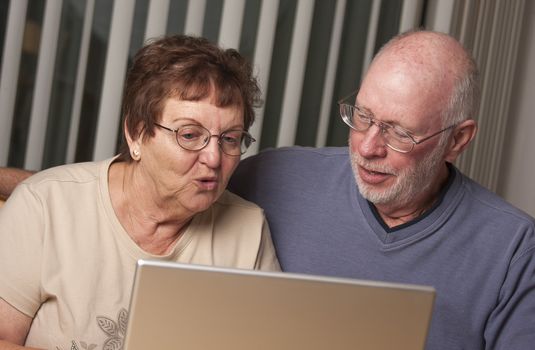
[0,35,279,350]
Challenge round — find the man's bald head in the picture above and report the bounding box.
[368,30,480,128]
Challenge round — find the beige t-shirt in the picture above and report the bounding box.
[0,158,279,350]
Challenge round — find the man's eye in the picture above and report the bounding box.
[356,113,372,124]
[390,127,411,140]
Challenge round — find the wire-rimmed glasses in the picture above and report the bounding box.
[154,123,255,156]
[338,91,456,153]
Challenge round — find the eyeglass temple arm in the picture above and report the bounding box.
[337,90,359,105]
[413,124,456,144]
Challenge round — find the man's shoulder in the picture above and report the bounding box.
[253,146,348,158]
[241,146,348,168]
[457,170,535,225]
[230,146,352,199]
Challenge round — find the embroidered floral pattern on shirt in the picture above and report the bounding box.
[56,340,97,350]
[97,308,129,350]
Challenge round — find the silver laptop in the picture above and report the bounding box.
[123,260,435,350]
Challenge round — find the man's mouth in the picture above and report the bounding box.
[358,165,392,184]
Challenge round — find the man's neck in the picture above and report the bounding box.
[374,196,437,228]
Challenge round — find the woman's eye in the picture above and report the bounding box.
[221,132,243,144]
[179,130,202,141]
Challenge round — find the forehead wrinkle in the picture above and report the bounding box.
[375,31,468,104]
[362,56,456,133]
[357,71,426,131]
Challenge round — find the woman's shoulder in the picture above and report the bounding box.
[23,159,110,187]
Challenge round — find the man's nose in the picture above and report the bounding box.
[355,124,387,159]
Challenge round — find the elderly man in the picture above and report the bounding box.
[229,31,535,349]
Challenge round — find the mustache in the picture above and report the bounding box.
[350,152,398,175]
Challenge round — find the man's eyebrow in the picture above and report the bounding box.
[356,104,373,115]
[356,104,413,132]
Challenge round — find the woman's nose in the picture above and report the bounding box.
[198,136,222,168]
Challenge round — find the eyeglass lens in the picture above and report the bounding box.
[339,104,415,153]
[175,125,252,156]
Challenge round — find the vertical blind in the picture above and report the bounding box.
[0,0,415,170]
[0,0,526,194]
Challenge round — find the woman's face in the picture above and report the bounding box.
[129,96,244,215]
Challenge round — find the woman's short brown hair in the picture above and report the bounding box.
[119,35,261,161]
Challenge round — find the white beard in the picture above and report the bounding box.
[349,140,447,206]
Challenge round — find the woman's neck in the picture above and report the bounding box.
[109,161,191,255]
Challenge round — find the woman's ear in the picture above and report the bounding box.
[444,120,477,163]
[124,119,143,160]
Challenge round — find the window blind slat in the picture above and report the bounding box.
[184,0,207,36]
[315,0,346,147]
[246,0,280,156]
[424,0,455,33]
[145,0,170,41]
[276,0,315,147]
[362,0,382,75]
[399,0,424,32]
[218,0,246,49]
[66,0,95,164]
[92,0,136,161]
[0,0,28,166]
[24,0,63,170]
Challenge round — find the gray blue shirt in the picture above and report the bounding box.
[229,146,535,350]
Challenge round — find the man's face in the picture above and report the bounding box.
[348,56,451,207]
[350,135,447,206]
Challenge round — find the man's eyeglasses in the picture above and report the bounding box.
[154,123,255,156]
[338,91,456,153]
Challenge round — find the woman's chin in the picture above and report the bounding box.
[181,193,220,214]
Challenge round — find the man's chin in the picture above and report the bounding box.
[360,190,394,205]
[356,178,406,206]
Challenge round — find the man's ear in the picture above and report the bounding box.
[444,120,477,163]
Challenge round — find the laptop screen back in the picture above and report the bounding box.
[124,260,435,350]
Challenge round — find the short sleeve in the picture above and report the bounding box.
[0,183,45,317]
[253,217,281,271]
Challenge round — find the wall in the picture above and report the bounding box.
[498,0,535,216]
